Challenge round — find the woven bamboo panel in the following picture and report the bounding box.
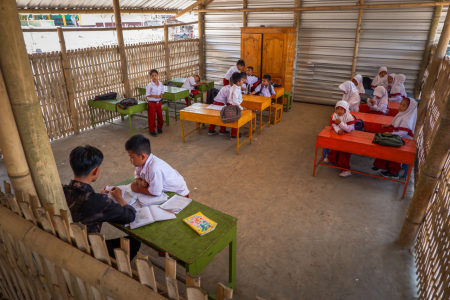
[169,39,200,80]
[415,154,450,300]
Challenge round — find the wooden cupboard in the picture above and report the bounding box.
[241,27,296,92]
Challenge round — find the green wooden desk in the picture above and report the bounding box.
[138,85,190,121]
[110,177,237,295]
[88,98,149,136]
[167,78,215,104]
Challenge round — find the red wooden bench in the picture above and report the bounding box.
[359,101,399,116]
[329,112,394,133]
[313,126,416,198]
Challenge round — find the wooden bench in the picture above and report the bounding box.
[313,126,416,198]
[359,101,399,117]
[329,112,394,133]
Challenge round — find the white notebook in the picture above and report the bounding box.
[206,104,224,111]
[159,195,192,214]
[129,206,176,229]
[137,193,169,206]
[105,184,137,206]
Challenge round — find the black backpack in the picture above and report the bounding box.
[206,88,220,104]
[95,92,117,100]
[363,77,372,90]
[117,98,138,110]
[220,105,241,123]
[352,115,365,131]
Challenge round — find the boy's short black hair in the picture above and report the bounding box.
[149,69,158,75]
[231,72,242,84]
[262,74,272,81]
[247,66,253,71]
[125,134,151,156]
[193,74,200,80]
[240,72,247,78]
[237,59,245,67]
[69,145,104,177]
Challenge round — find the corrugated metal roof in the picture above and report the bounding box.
[16,0,194,10]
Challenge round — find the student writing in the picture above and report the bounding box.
[223,59,245,86]
[146,69,165,137]
[367,86,389,115]
[339,81,360,112]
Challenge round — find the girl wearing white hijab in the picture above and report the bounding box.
[372,98,417,179]
[368,86,389,115]
[388,74,407,102]
[352,74,365,94]
[385,73,396,93]
[324,100,355,178]
[370,67,388,89]
[339,81,360,112]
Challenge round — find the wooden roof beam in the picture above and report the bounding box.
[18,8,178,14]
[172,0,211,19]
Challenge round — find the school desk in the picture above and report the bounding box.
[138,85,190,121]
[242,94,272,134]
[359,101,399,116]
[168,78,215,103]
[313,126,416,198]
[88,98,150,136]
[329,112,394,134]
[109,177,237,297]
[274,87,285,104]
[180,103,253,154]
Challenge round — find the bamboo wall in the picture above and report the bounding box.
[414,57,450,300]
[25,39,199,141]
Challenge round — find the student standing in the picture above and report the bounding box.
[223,60,245,86]
[181,74,209,106]
[228,72,246,139]
[208,81,234,136]
[324,101,355,178]
[251,74,276,103]
[352,74,365,94]
[372,98,417,179]
[388,74,407,102]
[146,69,165,137]
[339,81,360,112]
[368,86,389,115]
[370,67,388,89]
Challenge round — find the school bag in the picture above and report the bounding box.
[363,77,371,90]
[372,133,405,147]
[351,115,365,131]
[117,98,138,110]
[163,82,178,87]
[95,92,117,100]
[206,88,219,104]
[220,105,241,123]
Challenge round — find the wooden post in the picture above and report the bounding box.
[0,0,69,213]
[243,0,248,27]
[351,0,364,79]
[415,3,450,137]
[397,93,450,247]
[57,27,79,134]
[198,4,206,79]
[164,25,172,80]
[292,0,301,96]
[113,0,132,98]
[413,2,444,99]
[0,69,38,199]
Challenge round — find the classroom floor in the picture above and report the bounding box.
[0,102,417,300]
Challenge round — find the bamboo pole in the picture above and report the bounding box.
[198,4,205,79]
[18,8,178,14]
[113,0,132,98]
[413,1,444,99]
[243,0,248,27]
[0,0,69,213]
[0,69,38,199]
[195,1,450,13]
[174,0,209,19]
[57,27,79,134]
[415,3,450,137]
[351,0,364,79]
[397,92,450,247]
[292,0,301,97]
[164,25,172,80]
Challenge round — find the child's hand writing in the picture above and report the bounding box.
[338,129,344,135]
[335,119,341,125]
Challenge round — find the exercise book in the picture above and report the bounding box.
[159,195,192,214]
[129,206,176,229]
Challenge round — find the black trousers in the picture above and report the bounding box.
[105,236,141,260]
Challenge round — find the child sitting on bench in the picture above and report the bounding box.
[339,81,360,112]
[181,74,209,106]
[368,86,389,115]
[385,74,396,93]
[352,74,365,95]
[371,67,388,89]
[388,74,407,102]
[251,74,276,103]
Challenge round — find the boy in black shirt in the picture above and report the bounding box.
[63,145,141,260]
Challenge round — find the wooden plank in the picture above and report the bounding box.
[35,208,55,236]
[186,273,201,287]
[114,249,132,277]
[135,258,157,292]
[6,194,23,217]
[165,253,177,279]
[217,282,233,300]
[3,181,11,194]
[19,202,37,225]
[119,237,130,258]
[165,275,179,300]
[88,234,111,266]
[186,286,207,300]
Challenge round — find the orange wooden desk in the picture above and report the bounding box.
[329,112,394,134]
[313,126,416,198]
[242,95,271,134]
[359,101,399,116]
[180,103,253,154]
[274,87,285,103]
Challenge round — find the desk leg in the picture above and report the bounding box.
[196,122,200,134]
[402,165,413,199]
[128,114,133,136]
[236,127,240,155]
[174,100,178,121]
[181,119,186,142]
[249,120,252,145]
[268,106,271,127]
[259,111,262,134]
[228,225,237,290]
[313,146,318,177]
[89,106,96,129]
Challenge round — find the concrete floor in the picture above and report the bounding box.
[0,102,417,300]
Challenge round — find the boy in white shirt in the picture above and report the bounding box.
[146,69,165,137]
[181,75,209,106]
[126,134,190,197]
[227,72,246,140]
[245,67,259,91]
[208,80,234,136]
[240,73,249,94]
[251,74,276,103]
[223,59,245,86]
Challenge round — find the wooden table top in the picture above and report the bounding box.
[274,87,284,98]
[180,103,253,127]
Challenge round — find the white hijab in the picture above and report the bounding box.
[353,74,365,94]
[371,67,388,87]
[390,74,407,97]
[332,100,354,123]
[340,81,359,101]
[371,86,388,107]
[391,98,417,138]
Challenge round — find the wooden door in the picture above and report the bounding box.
[241,33,262,78]
[262,34,285,86]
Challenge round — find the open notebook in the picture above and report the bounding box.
[105,184,137,206]
[159,195,192,214]
[129,206,176,229]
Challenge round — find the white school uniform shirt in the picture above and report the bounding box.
[390,97,417,139]
[339,81,360,112]
[146,81,164,102]
[368,86,389,115]
[331,101,355,133]
[246,75,259,87]
[228,85,244,110]
[224,66,239,81]
[371,66,388,88]
[214,85,232,104]
[134,154,189,196]
[254,84,276,97]
[182,76,197,91]
[389,74,407,103]
[353,74,365,94]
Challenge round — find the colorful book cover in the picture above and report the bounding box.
[183,212,217,236]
